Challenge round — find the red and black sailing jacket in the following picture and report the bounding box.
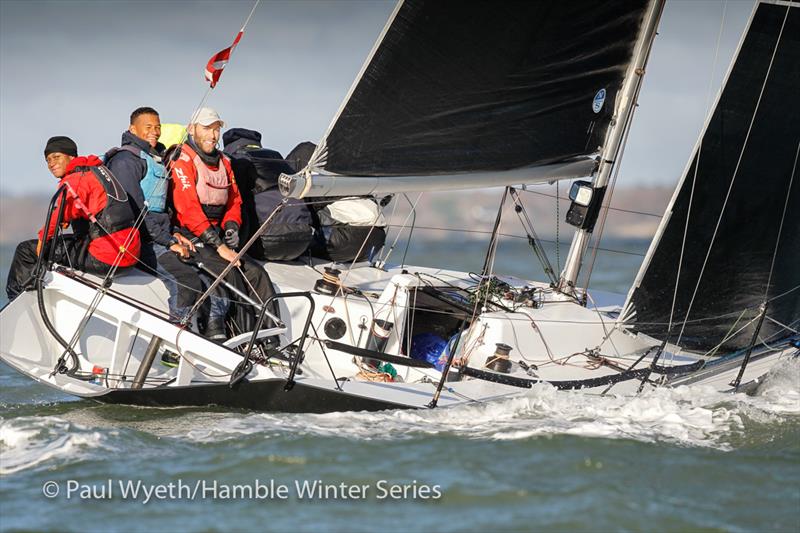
[170,142,242,238]
[39,155,141,267]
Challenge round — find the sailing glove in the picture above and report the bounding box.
[223,222,240,250]
[199,227,223,248]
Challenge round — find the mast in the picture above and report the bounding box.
[620,0,800,352]
[557,0,665,294]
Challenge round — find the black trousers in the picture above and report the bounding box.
[190,243,280,334]
[5,237,121,301]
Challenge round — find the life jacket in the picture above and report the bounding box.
[180,143,233,222]
[64,163,140,267]
[80,165,138,240]
[105,145,168,213]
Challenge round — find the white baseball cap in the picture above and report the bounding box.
[190,107,225,127]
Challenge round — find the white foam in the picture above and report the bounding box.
[3,359,796,463]
[182,358,799,450]
[0,416,109,475]
[751,356,800,414]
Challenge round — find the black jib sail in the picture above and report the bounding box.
[282,0,654,197]
[624,0,800,353]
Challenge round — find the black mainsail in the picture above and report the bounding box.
[624,0,800,353]
[281,0,654,197]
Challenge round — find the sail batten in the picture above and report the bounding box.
[289,0,651,195]
[623,0,800,353]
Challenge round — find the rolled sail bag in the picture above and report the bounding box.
[310,197,387,263]
[227,144,315,261]
[253,188,314,261]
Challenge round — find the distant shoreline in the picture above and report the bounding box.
[0,185,671,245]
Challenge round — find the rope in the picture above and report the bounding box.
[306,198,391,364]
[584,290,622,359]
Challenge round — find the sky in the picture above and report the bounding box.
[0,0,754,196]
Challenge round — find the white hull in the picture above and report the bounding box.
[0,260,796,411]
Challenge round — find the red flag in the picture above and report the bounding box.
[204,30,243,88]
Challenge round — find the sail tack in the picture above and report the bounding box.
[291,0,650,191]
[625,0,800,353]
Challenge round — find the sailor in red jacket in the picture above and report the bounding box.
[6,136,141,301]
[170,107,278,340]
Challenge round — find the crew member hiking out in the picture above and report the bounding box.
[169,107,280,340]
[105,107,227,338]
[6,136,141,301]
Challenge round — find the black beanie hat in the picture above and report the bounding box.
[44,136,78,157]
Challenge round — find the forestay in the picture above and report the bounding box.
[623,0,800,353]
[280,0,651,197]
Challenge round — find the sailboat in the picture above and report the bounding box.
[0,0,797,412]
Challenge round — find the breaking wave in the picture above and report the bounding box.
[0,416,112,475]
[185,357,800,450]
[1,359,797,475]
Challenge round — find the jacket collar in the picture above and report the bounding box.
[65,155,102,174]
[187,135,221,167]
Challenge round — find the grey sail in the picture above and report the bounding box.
[623,0,800,353]
[281,0,654,197]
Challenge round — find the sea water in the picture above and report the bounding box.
[1,240,798,532]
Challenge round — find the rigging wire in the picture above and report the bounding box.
[45,0,265,371]
[379,192,422,267]
[508,188,557,286]
[381,224,647,257]
[580,95,637,292]
[520,188,663,218]
[675,4,792,349]
[667,0,728,338]
[764,141,798,301]
[764,315,799,336]
[400,193,418,268]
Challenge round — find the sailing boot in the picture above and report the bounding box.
[205,317,227,341]
[160,350,180,368]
